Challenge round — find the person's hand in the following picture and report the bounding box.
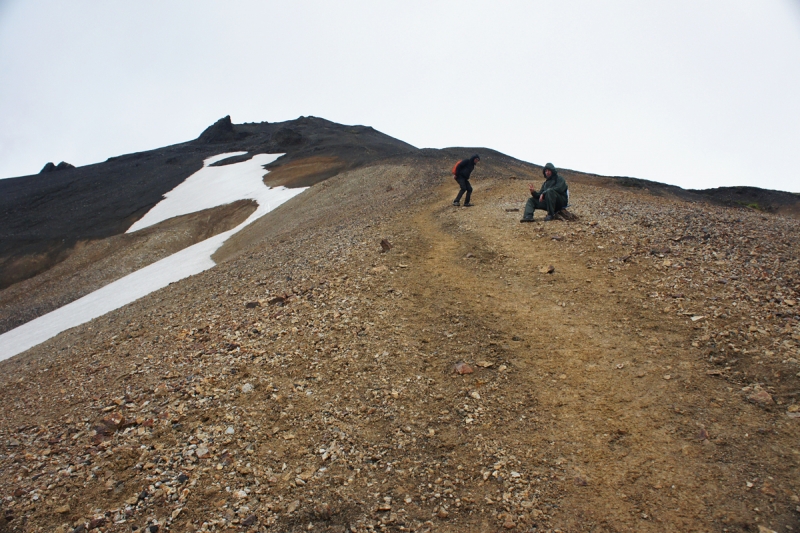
[539,194,544,203]
[528,183,536,193]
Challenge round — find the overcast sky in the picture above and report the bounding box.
[1,1,799,192]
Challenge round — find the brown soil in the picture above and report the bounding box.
[1,155,798,533]
[262,156,347,189]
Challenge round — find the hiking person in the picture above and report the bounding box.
[520,162,568,222]
[452,154,480,207]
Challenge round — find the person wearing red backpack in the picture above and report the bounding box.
[452,154,480,207]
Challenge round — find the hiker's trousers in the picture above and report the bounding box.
[454,177,472,204]
[523,190,567,218]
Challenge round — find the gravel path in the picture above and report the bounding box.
[1,154,798,533]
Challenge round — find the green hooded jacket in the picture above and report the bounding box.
[534,162,568,200]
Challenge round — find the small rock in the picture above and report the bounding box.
[476,361,494,368]
[268,296,286,306]
[225,426,235,435]
[437,507,449,519]
[245,301,260,309]
[56,504,70,514]
[758,526,778,533]
[377,503,392,512]
[696,428,709,441]
[177,473,189,484]
[748,388,775,406]
[574,476,588,486]
[470,391,481,400]
[380,239,393,252]
[315,503,333,519]
[287,499,300,514]
[503,518,516,529]
[241,383,254,394]
[195,446,210,458]
[87,517,106,530]
[538,265,555,274]
[454,362,473,375]
[153,384,169,398]
[236,490,248,499]
[71,525,86,533]
[242,514,257,526]
[663,374,671,380]
[96,412,125,433]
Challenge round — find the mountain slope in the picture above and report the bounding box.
[1,150,798,532]
[0,117,417,334]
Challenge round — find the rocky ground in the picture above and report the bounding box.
[1,154,799,533]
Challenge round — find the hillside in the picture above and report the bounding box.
[1,138,799,533]
[0,117,416,334]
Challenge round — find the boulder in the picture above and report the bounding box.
[197,115,238,143]
[39,161,75,173]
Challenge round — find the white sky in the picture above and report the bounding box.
[1,1,799,192]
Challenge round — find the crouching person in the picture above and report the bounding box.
[520,162,568,222]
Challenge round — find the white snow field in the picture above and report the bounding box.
[0,152,306,361]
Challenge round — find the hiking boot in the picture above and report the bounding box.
[463,203,474,207]
[452,201,460,207]
[544,214,555,221]
[520,217,534,223]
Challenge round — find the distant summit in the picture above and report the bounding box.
[197,115,245,143]
[39,161,75,173]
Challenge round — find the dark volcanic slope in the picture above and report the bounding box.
[562,171,800,218]
[0,116,417,288]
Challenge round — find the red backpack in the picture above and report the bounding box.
[451,161,460,178]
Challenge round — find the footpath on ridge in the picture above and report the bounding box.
[0,156,798,533]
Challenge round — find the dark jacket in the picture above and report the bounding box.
[534,162,568,200]
[455,154,480,180]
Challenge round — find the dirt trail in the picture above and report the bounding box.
[386,178,797,531]
[1,160,797,533]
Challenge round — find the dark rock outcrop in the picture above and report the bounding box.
[273,127,305,147]
[197,115,238,144]
[39,161,75,173]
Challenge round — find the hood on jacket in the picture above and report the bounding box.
[471,154,481,163]
[543,162,557,178]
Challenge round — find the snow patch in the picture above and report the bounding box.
[0,152,306,361]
